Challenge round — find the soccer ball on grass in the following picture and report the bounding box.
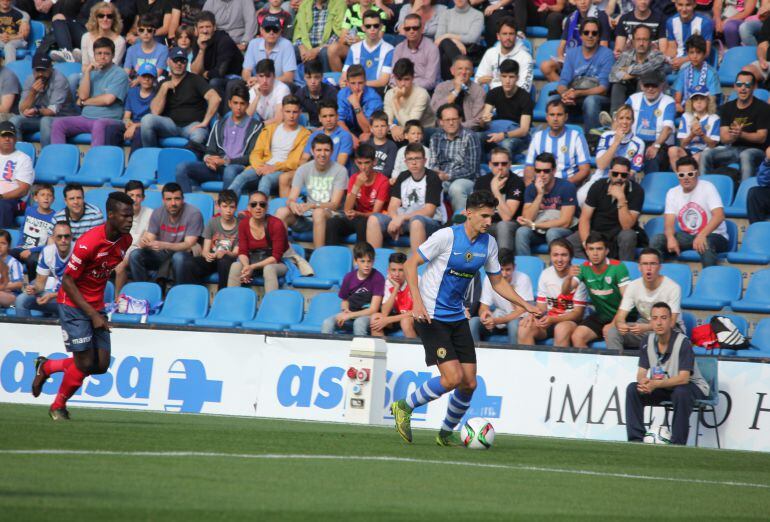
[460,417,495,449]
[643,426,672,445]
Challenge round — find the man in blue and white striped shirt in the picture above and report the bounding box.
[525,99,591,186]
[627,69,676,173]
[53,183,105,240]
[342,10,394,89]
[664,0,713,71]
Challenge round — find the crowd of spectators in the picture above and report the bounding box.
[1,0,770,350]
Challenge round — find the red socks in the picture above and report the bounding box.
[48,358,86,411]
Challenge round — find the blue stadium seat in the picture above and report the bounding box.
[718,46,757,86]
[184,193,215,219]
[159,137,190,148]
[677,219,738,262]
[701,174,734,207]
[623,260,640,280]
[5,59,31,86]
[288,292,342,333]
[7,228,20,246]
[53,61,82,78]
[727,222,770,264]
[268,197,287,216]
[157,148,197,185]
[104,281,115,306]
[110,282,163,324]
[515,255,544,288]
[644,216,666,239]
[143,191,163,208]
[640,172,678,214]
[66,146,124,185]
[734,319,770,358]
[725,177,758,218]
[15,141,35,164]
[50,184,67,212]
[147,284,209,326]
[374,248,396,276]
[533,81,559,122]
[730,268,770,313]
[111,148,161,187]
[693,313,748,355]
[533,40,559,81]
[526,26,548,37]
[323,72,341,86]
[681,311,697,336]
[84,188,113,213]
[681,266,742,310]
[237,194,249,212]
[242,289,304,330]
[27,21,46,56]
[292,246,353,289]
[660,263,692,297]
[194,287,257,328]
[35,144,79,183]
[728,88,770,102]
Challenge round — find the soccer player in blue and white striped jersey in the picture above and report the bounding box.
[390,190,540,446]
[524,99,591,185]
[342,10,394,89]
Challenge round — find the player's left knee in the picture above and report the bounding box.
[460,377,477,394]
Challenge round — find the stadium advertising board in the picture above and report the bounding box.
[2,324,770,451]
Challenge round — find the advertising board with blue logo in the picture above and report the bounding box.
[2,323,770,451]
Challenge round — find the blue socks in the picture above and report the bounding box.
[441,389,474,432]
[405,376,446,410]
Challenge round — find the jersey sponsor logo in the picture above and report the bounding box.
[448,268,474,279]
[78,244,88,250]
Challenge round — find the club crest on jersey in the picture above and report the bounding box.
[464,251,473,262]
[654,109,661,117]
[437,347,447,359]
[605,276,612,284]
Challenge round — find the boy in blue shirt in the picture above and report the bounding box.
[664,0,713,72]
[121,62,157,149]
[124,14,169,85]
[10,183,56,275]
[672,34,719,113]
[300,100,353,167]
[341,10,393,89]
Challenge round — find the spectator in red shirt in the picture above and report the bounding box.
[370,251,416,338]
[226,189,288,292]
[325,143,390,245]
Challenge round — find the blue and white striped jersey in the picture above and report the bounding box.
[525,127,590,180]
[665,14,714,58]
[627,92,676,144]
[37,243,72,292]
[343,40,394,81]
[417,225,501,322]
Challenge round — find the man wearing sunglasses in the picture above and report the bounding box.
[341,10,393,89]
[242,14,297,86]
[700,71,770,182]
[568,157,645,261]
[14,221,73,318]
[554,17,614,135]
[476,17,533,93]
[391,13,440,91]
[650,156,729,267]
[472,147,524,252]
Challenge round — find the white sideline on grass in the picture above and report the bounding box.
[2,449,769,490]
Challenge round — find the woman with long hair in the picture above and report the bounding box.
[81,2,126,67]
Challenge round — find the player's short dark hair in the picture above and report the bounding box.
[33,183,54,196]
[347,64,366,79]
[63,183,84,198]
[282,94,301,108]
[312,132,334,149]
[389,252,407,265]
[499,59,519,75]
[580,17,600,33]
[639,247,662,262]
[585,231,608,248]
[93,37,115,54]
[0,229,10,243]
[393,58,415,79]
[218,189,237,206]
[370,110,388,124]
[546,99,566,112]
[437,103,460,120]
[162,182,183,195]
[196,10,216,26]
[685,34,707,54]
[403,120,423,133]
[611,156,632,170]
[255,58,276,76]
[355,142,376,160]
[466,190,498,210]
[534,152,556,169]
[304,59,324,77]
[229,85,249,104]
[353,241,375,260]
[651,301,672,315]
[124,180,145,195]
[548,238,574,259]
[106,191,134,213]
[498,248,514,267]
[496,15,516,33]
[675,155,699,172]
[318,99,338,112]
[404,142,425,157]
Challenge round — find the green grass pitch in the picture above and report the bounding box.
[1,403,769,521]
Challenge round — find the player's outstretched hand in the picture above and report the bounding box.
[411,302,431,324]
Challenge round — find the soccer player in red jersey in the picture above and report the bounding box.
[30,192,134,420]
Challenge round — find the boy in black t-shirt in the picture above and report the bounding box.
[295,59,339,128]
[479,59,533,159]
[365,110,398,178]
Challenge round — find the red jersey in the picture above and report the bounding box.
[347,172,390,214]
[57,224,132,311]
[384,279,413,314]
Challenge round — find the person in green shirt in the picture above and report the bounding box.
[562,231,630,348]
